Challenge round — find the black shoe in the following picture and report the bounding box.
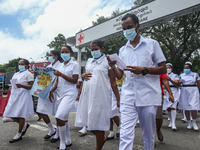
[22,124,30,136]
[9,136,22,143]
[57,143,72,149]
[44,130,56,139]
[50,137,59,143]
[107,136,114,140]
[158,135,164,142]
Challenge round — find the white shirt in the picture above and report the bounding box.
[47,60,61,69]
[179,72,200,85]
[16,70,34,85]
[167,72,179,86]
[119,36,166,106]
[85,54,111,73]
[56,59,79,98]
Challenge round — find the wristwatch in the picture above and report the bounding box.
[142,67,148,76]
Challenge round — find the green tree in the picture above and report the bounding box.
[47,34,66,52]
[140,11,200,74]
[0,58,21,73]
[134,0,200,74]
[89,9,128,56]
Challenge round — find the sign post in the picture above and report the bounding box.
[75,0,200,48]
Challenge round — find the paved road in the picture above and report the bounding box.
[0,112,200,150]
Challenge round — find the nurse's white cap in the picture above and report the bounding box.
[166,63,173,67]
[185,61,192,66]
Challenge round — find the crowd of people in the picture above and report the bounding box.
[2,13,200,150]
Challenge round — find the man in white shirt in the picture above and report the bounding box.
[107,13,166,150]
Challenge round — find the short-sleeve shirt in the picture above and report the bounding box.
[19,71,34,85]
[179,72,200,85]
[167,72,179,86]
[119,36,166,106]
[56,59,79,98]
[85,54,111,73]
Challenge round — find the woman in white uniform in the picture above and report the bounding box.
[3,59,34,143]
[75,40,120,150]
[163,63,179,130]
[178,61,200,130]
[36,50,62,142]
[49,46,79,150]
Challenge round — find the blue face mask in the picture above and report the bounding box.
[61,53,71,61]
[91,50,102,59]
[18,66,26,72]
[184,69,190,74]
[123,25,138,41]
[48,56,55,63]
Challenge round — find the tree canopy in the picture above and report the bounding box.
[0,58,21,73]
[47,33,66,52]
[90,0,200,74]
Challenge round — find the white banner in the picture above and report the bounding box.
[75,0,200,47]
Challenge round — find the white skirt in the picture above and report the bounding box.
[55,94,76,121]
[110,93,120,118]
[178,87,200,110]
[163,88,179,110]
[3,90,34,118]
[75,77,111,131]
[36,92,57,116]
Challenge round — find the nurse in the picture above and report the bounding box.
[36,50,62,142]
[3,59,34,143]
[178,61,200,130]
[75,40,120,150]
[163,63,179,130]
[49,45,79,150]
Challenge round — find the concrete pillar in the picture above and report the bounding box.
[78,47,82,75]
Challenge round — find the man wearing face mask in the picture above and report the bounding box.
[107,13,166,150]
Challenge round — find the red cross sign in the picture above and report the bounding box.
[77,33,84,45]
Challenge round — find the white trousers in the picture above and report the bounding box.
[119,104,157,150]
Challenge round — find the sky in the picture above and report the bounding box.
[0,0,134,64]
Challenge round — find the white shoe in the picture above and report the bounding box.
[168,117,170,121]
[172,125,177,130]
[192,123,199,131]
[187,124,192,129]
[107,132,114,140]
[137,120,140,124]
[79,127,87,135]
[168,123,172,128]
[181,118,188,123]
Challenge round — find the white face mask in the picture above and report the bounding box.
[167,68,172,74]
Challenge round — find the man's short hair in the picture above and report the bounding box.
[121,13,139,24]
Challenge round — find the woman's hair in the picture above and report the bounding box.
[91,40,105,49]
[50,50,62,62]
[184,63,192,70]
[21,59,30,69]
[62,45,73,54]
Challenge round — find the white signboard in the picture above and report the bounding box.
[76,0,200,47]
